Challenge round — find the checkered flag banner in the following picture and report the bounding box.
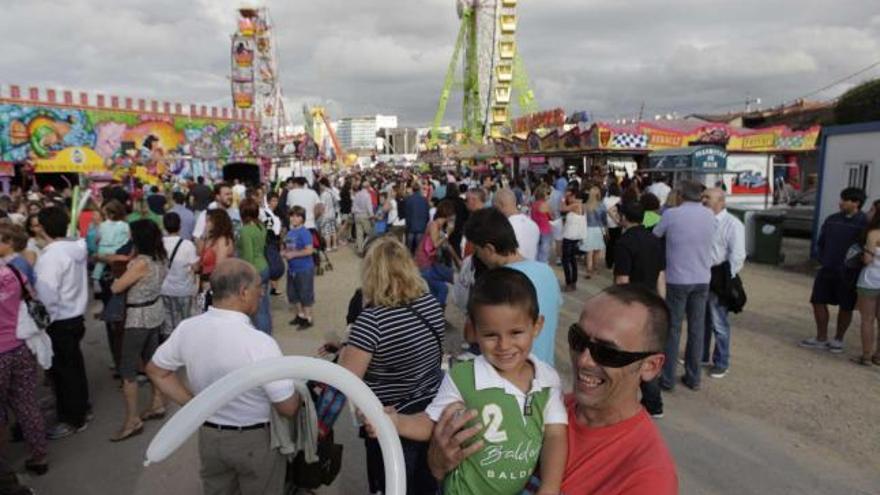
[611,133,648,149]
[775,136,804,149]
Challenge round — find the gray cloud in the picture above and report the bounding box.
[2,0,879,126]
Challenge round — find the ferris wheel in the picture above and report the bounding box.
[231,6,290,160]
[432,0,538,146]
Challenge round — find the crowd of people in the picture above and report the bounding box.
[0,161,876,495]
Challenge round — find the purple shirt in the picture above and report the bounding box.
[0,265,24,354]
[653,201,716,285]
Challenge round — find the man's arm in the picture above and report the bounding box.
[729,220,746,276]
[145,361,193,406]
[426,403,484,480]
[657,271,667,299]
[653,214,668,238]
[33,256,61,314]
[273,393,301,418]
[614,275,630,285]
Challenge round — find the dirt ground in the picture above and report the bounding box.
[16,237,880,494]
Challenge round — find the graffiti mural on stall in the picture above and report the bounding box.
[0,103,258,180]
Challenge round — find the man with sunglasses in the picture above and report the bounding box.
[427,285,679,495]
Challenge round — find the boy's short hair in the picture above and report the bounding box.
[639,192,661,211]
[37,206,69,239]
[467,267,539,325]
[289,205,306,219]
[619,201,644,224]
[163,212,181,233]
[841,187,866,208]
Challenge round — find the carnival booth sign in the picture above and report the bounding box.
[649,145,728,171]
[34,146,106,174]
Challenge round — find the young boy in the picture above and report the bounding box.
[390,267,567,495]
[283,206,315,330]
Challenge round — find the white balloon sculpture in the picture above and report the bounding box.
[144,356,406,495]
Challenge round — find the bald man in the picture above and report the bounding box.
[701,188,746,378]
[148,259,300,495]
[493,188,540,261]
[428,285,678,494]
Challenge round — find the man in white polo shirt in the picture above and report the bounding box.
[147,259,300,495]
[286,177,323,231]
[494,188,539,261]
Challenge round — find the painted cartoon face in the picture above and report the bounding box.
[95,122,127,158]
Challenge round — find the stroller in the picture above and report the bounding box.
[310,229,334,276]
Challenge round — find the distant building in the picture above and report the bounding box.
[337,114,398,151]
[380,127,419,155]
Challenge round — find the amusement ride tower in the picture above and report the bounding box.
[230,6,291,163]
[431,0,538,147]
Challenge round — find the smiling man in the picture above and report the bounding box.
[427,285,678,495]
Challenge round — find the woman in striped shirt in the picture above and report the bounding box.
[338,236,445,495]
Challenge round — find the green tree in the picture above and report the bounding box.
[834,79,880,125]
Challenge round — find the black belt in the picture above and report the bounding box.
[126,297,159,308]
[202,421,269,432]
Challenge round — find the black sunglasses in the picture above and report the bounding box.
[568,323,661,368]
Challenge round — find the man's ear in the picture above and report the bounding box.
[640,354,666,382]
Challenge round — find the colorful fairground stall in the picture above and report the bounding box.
[0,85,260,191]
[494,114,821,207]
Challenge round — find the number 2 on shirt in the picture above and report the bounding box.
[482,404,508,443]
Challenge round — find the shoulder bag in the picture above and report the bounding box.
[7,265,51,330]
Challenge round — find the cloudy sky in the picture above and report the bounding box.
[3,0,879,126]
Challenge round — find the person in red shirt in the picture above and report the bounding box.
[427,284,679,494]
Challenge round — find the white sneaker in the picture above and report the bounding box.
[827,339,845,353]
[798,337,828,349]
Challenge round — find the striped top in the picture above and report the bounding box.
[348,292,445,411]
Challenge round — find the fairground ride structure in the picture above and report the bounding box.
[230,6,292,164]
[430,0,538,148]
[302,105,355,166]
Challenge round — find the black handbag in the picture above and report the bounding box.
[7,265,51,329]
[287,429,344,490]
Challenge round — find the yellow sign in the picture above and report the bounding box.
[741,133,776,150]
[34,146,107,173]
[647,130,683,148]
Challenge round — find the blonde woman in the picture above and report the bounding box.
[581,185,607,278]
[338,236,445,495]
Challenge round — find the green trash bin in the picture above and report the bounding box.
[727,207,746,223]
[752,211,786,265]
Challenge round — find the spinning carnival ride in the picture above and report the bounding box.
[431,0,538,147]
[231,6,291,162]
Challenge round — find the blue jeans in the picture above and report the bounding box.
[406,232,424,255]
[421,264,453,307]
[640,377,663,414]
[252,268,272,335]
[537,232,553,263]
[663,283,709,389]
[703,292,731,369]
